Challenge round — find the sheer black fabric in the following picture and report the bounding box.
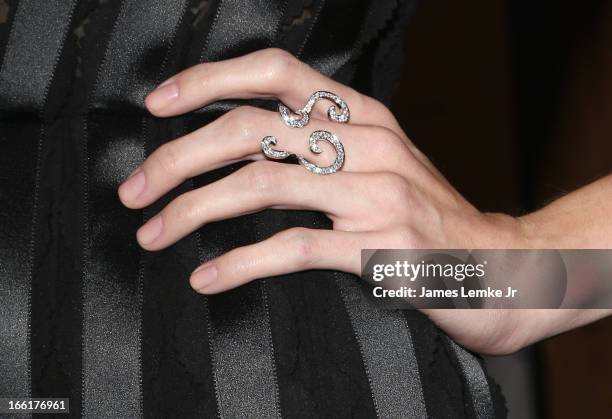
[0,0,506,417]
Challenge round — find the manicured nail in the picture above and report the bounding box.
[137,216,163,246]
[147,81,179,110]
[191,264,218,291]
[118,169,146,202]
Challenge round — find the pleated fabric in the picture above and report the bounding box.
[0,0,506,417]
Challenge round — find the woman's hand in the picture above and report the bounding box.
[117,48,610,355]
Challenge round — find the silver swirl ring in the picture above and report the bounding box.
[261,91,349,175]
[261,130,345,175]
[278,90,350,128]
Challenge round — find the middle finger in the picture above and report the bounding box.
[118,106,417,209]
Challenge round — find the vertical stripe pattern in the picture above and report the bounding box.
[197,1,286,417]
[0,0,76,111]
[0,0,506,417]
[82,1,187,417]
[447,339,494,419]
[336,275,427,418]
[298,1,428,415]
[210,290,282,418]
[0,0,76,401]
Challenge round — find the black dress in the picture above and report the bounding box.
[0,0,506,417]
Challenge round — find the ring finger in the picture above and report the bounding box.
[135,161,398,251]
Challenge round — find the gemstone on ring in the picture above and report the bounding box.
[261,90,349,175]
[260,130,345,175]
[278,90,350,128]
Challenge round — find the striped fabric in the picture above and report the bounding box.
[0,0,502,417]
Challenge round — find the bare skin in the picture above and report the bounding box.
[117,48,612,355]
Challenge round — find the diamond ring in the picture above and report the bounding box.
[261,91,349,175]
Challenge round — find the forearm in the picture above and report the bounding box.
[514,175,612,348]
[520,174,612,248]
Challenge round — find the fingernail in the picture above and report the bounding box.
[147,82,179,110]
[191,264,218,291]
[137,216,163,246]
[118,169,146,202]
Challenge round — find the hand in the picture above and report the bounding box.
[117,48,539,354]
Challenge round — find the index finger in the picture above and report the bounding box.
[145,48,402,134]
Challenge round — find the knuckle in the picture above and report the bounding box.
[363,96,403,129]
[364,96,392,118]
[371,126,404,153]
[283,227,317,266]
[243,161,281,196]
[381,172,409,197]
[168,193,200,223]
[223,106,264,139]
[153,142,181,176]
[392,226,419,248]
[376,172,411,210]
[369,126,412,169]
[261,48,298,82]
[378,126,402,145]
[190,62,211,89]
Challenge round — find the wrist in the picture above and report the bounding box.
[476,212,532,249]
[516,212,551,249]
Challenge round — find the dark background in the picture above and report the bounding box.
[392,1,612,417]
